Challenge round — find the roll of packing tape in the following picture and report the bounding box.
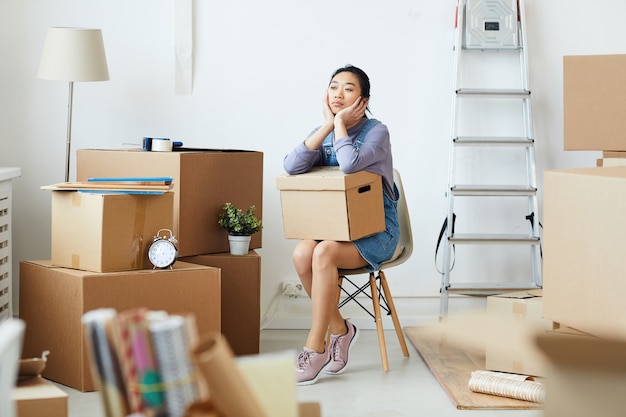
[151,138,172,152]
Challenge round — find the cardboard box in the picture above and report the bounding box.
[564,54,626,151]
[50,191,173,272]
[12,377,68,417]
[181,251,261,356]
[275,166,385,241]
[543,166,626,339]
[76,149,264,257]
[536,333,626,417]
[299,403,321,417]
[485,290,554,376]
[18,260,221,392]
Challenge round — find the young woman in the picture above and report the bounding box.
[283,65,399,385]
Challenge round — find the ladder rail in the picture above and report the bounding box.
[440,0,467,319]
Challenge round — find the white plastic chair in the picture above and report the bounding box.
[335,169,412,371]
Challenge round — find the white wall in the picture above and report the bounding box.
[0,0,617,327]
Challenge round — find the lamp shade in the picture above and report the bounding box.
[38,27,109,82]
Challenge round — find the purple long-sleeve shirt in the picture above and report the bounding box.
[283,118,396,200]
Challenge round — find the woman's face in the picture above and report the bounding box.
[327,71,362,115]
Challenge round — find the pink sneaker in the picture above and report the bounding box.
[327,319,359,375]
[295,346,331,386]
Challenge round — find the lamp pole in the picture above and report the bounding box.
[65,81,74,183]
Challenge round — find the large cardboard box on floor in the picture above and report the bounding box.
[543,166,626,339]
[12,377,68,417]
[275,166,385,241]
[77,149,263,257]
[50,190,173,272]
[564,54,626,151]
[18,260,221,392]
[536,333,626,417]
[485,290,553,377]
[181,251,261,356]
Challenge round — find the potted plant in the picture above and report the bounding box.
[218,202,262,255]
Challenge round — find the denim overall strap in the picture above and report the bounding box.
[353,118,378,151]
[322,133,338,166]
[322,118,378,166]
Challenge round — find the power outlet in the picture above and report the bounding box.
[282,280,307,297]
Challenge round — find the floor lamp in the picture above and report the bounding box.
[38,27,109,182]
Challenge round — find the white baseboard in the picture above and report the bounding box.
[261,294,486,330]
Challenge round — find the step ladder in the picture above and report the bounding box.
[438,0,542,318]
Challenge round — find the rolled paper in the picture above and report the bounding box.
[82,308,130,417]
[117,308,167,417]
[191,333,269,417]
[468,370,546,403]
[149,315,199,417]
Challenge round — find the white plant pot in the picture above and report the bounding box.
[228,235,251,256]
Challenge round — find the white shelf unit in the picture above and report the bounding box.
[0,168,21,322]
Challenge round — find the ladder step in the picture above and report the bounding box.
[449,233,540,244]
[445,282,541,295]
[451,185,537,196]
[456,88,530,98]
[454,136,534,146]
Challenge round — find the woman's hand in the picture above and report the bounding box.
[335,96,368,130]
[322,91,335,128]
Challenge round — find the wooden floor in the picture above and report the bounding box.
[404,326,543,410]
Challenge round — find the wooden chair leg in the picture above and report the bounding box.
[379,270,410,358]
[370,272,389,372]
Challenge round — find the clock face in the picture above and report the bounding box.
[148,239,177,268]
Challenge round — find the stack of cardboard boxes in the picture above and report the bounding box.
[540,54,626,416]
[18,148,264,395]
[544,54,626,341]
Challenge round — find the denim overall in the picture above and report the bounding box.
[320,118,400,271]
[322,118,378,167]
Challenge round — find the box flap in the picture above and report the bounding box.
[546,166,626,180]
[491,290,542,300]
[536,333,626,371]
[276,166,379,191]
[78,148,259,154]
[22,260,217,277]
[12,376,68,401]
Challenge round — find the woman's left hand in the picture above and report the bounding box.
[335,96,368,129]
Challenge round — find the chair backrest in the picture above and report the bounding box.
[0,318,25,417]
[385,169,413,268]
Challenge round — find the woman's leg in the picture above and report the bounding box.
[292,240,318,296]
[304,240,367,352]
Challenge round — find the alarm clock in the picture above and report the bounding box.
[148,228,178,269]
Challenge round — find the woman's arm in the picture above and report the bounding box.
[334,123,389,173]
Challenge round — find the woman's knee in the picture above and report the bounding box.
[310,241,339,269]
[292,240,317,269]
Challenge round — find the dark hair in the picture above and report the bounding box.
[330,65,371,99]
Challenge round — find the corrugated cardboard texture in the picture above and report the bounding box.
[76,149,263,256]
[19,260,221,392]
[181,251,261,356]
[486,291,553,376]
[543,167,626,339]
[536,334,626,417]
[276,167,385,241]
[51,191,173,272]
[12,376,68,417]
[564,54,626,151]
